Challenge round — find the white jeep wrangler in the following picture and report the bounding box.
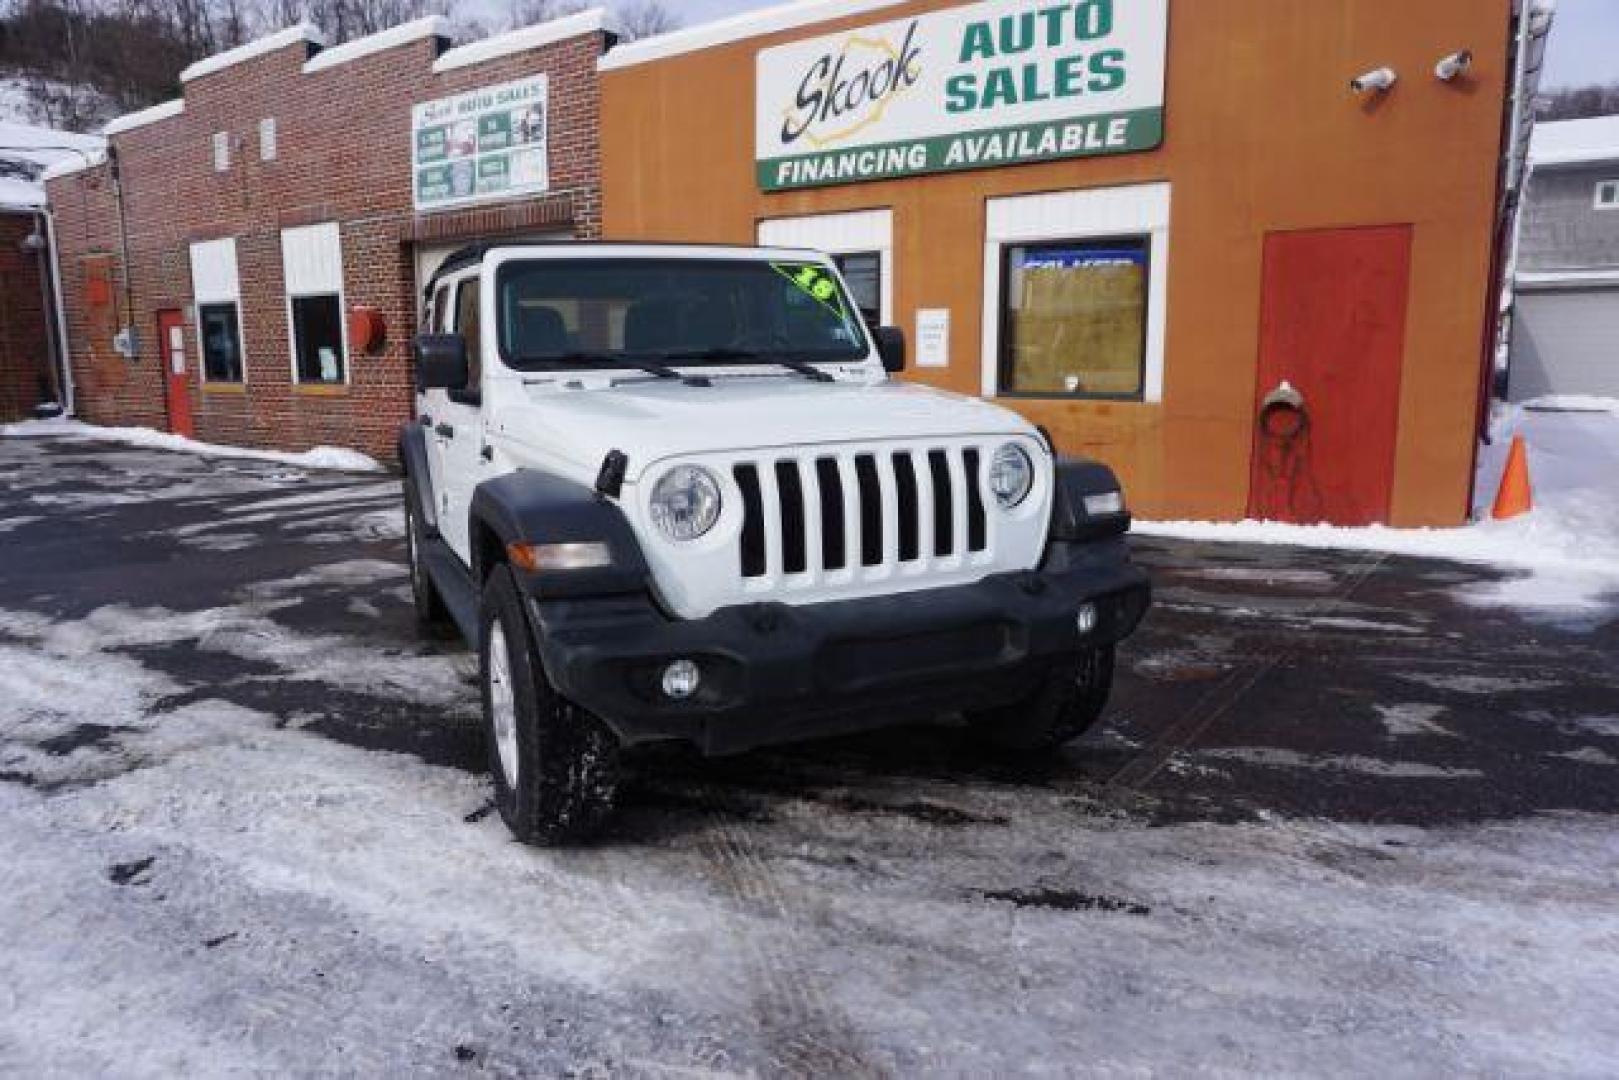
[401,242,1149,845]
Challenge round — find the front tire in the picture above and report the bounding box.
[480,564,620,845]
[966,646,1116,752]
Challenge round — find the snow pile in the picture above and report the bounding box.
[1138,398,1619,613]
[1,416,383,474]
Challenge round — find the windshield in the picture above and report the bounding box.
[496,257,870,370]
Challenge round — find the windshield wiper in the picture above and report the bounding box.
[661,347,836,383]
[515,350,711,387]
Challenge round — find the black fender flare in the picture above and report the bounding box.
[469,468,650,598]
[1048,456,1133,543]
[397,422,438,537]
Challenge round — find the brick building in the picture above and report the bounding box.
[43,10,615,461]
[0,210,55,421]
[0,120,102,422]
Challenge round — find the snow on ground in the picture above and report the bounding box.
[2,598,1615,1074]
[1138,398,1619,614]
[1,417,382,474]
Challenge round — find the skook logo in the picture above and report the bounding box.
[780,21,924,149]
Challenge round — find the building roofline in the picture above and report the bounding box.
[180,22,325,83]
[1517,268,1619,290]
[1530,150,1619,169]
[433,7,618,74]
[304,15,449,74]
[41,150,108,183]
[598,0,906,72]
[101,98,185,137]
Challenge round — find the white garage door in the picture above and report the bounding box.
[1510,287,1619,401]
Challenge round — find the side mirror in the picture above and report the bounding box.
[873,326,906,374]
[414,334,468,391]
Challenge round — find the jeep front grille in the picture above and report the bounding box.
[733,446,991,583]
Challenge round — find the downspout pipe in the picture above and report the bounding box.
[42,207,75,415]
[107,143,139,359]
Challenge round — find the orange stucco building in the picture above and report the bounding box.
[601,0,1536,526]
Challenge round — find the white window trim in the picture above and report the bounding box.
[1595,180,1619,209]
[757,208,895,325]
[980,183,1171,404]
[189,238,247,386]
[280,222,350,387]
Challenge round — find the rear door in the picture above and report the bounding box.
[1248,226,1412,525]
[157,309,193,438]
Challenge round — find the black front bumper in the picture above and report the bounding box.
[524,538,1149,756]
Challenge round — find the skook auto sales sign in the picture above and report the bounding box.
[756,0,1167,191]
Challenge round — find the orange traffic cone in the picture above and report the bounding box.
[1491,434,1533,520]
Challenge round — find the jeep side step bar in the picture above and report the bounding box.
[421,538,480,646]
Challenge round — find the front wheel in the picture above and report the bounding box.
[966,646,1115,752]
[480,564,620,846]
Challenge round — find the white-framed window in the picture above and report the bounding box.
[259,118,277,162]
[189,238,245,383]
[212,131,230,172]
[1595,180,1619,209]
[981,183,1170,403]
[758,209,894,326]
[280,222,348,385]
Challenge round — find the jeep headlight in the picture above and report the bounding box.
[650,465,722,541]
[988,443,1034,509]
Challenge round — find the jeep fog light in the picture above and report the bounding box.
[507,540,612,571]
[650,465,722,541]
[1083,490,1125,516]
[1076,603,1099,635]
[989,443,1034,508]
[661,659,701,700]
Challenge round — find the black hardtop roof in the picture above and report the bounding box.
[424,239,822,293]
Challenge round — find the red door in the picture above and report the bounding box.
[157,309,193,438]
[1248,226,1412,525]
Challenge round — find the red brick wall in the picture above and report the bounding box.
[45,26,608,462]
[0,212,56,422]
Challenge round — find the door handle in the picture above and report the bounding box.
[434,423,455,439]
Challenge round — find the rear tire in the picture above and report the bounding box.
[966,646,1115,752]
[480,564,620,846]
[404,485,454,637]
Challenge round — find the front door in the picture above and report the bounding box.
[428,274,489,564]
[1248,226,1412,525]
[157,309,193,438]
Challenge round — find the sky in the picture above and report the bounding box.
[1539,0,1619,88]
[665,0,784,23]
[656,0,1619,90]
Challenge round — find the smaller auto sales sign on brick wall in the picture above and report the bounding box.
[413,75,550,212]
[756,0,1166,192]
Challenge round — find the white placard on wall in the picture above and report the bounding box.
[916,308,950,369]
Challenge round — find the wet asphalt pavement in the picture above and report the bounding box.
[6,434,1614,828]
[2,432,1616,1076]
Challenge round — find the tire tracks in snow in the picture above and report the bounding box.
[1108,552,1390,791]
[692,791,885,1078]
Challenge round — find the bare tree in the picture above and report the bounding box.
[505,0,585,30]
[1536,83,1619,121]
[614,0,677,41]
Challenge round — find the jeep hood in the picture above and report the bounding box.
[494,378,1036,480]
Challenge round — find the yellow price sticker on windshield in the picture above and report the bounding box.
[774,262,848,321]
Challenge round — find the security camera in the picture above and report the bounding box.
[1350,67,1398,93]
[1434,50,1473,81]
